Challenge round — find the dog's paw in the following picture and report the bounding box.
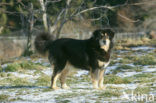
[62,86,70,89]
[99,86,106,90]
[62,84,70,89]
[93,86,99,90]
[51,86,61,90]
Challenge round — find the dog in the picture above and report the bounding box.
[34,29,115,90]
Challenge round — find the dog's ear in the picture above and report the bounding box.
[92,29,101,40]
[109,30,115,39]
[106,29,115,39]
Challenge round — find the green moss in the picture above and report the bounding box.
[0,66,2,72]
[104,75,131,84]
[12,78,31,86]
[107,86,123,90]
[0,94,9,101]
[134,55,156,65]
[55,92,86,100]
[0,77,32,86]
[3,61,46,72]
[118,58,133,64]
[112,65,138,74]
[131,73,155,83]
[5,63,21,72]
[8,97,24,102]
[42,88,54,92]
[97,90,121,97]
[134,87,150,94]
[134,73,153,78]
[36,74,51,86]
[20,61,44,70]
[0,72,7,77]
[116,65,135,70]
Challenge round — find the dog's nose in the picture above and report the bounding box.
[103,40,106,44]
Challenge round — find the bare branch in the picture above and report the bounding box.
[76,5,113,15]
[118,13,139,23]
[0,3,10,6]
[45,0,61,6]
[128,1,156,6]
[49,9,65,34]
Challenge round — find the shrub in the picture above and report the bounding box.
[4,63,21,72]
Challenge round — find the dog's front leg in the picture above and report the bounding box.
[98,69,106,90]
[90,69,100,89]
[51,68,61,90]
[60,68,70,89]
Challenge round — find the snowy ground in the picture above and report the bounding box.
[0,46,156,103]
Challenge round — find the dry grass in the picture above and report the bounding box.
[114,37,153,50]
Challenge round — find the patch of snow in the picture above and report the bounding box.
[126,63,135,67]
[74,70,88,77]
[131,46,155,51]
[117,50,129,53]
[105,65,118,74]
[33,58,43,64]
[65,95,97,103]
[116,58,122,60]
[42,68,52,76]
[1,64,8,69]
[107,84,138,90]
[25,57,31,61]
[18,89,72,102]
[142,66,156,73]
[10,72,39,79]
[116,72,141,77]
[42,62,50,66]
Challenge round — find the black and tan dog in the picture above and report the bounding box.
[35,29,115,90]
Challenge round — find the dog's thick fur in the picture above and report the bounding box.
[35,29,115,90]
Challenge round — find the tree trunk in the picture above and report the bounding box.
[39,0,48,31]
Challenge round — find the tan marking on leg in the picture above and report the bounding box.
[92,78,98,89]
[98,60,105,67]
[60,62,70,89]
[99,69,106,90]
[51,73,61,90]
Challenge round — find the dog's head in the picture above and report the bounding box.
[92,29,115,51]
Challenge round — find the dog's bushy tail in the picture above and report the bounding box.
[34,32,54,56]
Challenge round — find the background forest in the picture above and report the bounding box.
[0,0,156,36]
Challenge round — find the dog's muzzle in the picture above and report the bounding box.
[99,39,106,46]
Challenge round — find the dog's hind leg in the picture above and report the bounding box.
[51,60,66,90]
[90,68,100,89]
[51,67,61,90]
[98,69,105,90]
[60,65,70,89]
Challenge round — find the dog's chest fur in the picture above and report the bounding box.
[98,60,110,68]
[95,45,111,68]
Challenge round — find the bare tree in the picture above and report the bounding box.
[24,3,35,56]
[39,0,48,31]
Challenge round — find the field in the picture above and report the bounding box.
[0,39,156,103]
